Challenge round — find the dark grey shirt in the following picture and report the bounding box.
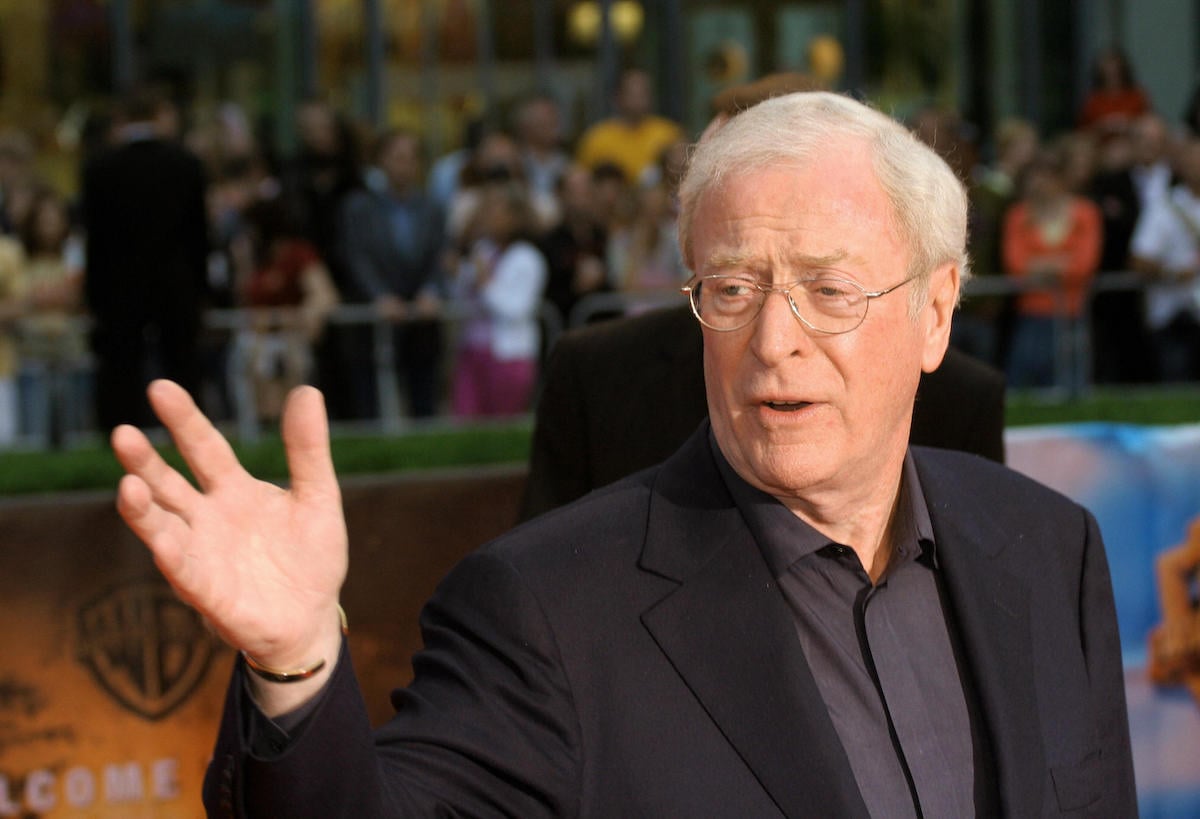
[714,442,997,819]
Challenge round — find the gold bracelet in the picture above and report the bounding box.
[241,604,349,684]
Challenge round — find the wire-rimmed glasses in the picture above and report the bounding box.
[680,274,918,334]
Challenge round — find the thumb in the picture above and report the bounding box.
[281,385,338,500]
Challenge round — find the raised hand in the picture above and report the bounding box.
[112,380,348,706]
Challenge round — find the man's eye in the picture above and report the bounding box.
[808,280,853,299]
[717,283,752,297]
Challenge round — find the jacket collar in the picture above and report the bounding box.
[639,425,870,818]
[638,433,1047,817]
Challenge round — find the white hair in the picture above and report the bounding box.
[677,92,971,311]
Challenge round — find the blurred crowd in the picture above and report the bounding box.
[1,48,1200,448]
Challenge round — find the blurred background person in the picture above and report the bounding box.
[1058,130,1099,194]
[1003,147,1102,389]
[575,68,684,185]
[1086,127,1153,384]
[1130,113,1174,211]
[513,92,569,200]
[0,235,25,445]
[279,99,363,420]
[232,196,338,425]
[14,188,87,446]
[337,129,447,420]
[445,129,556,245]
[450,182,547,417]
[1130,137,1200,383]
[607,179,685,296]
[958,117,1039,369]
[1078,46,1152,135]
[538,163,610,325]
[0,128,38,237]
[81,85,209,430]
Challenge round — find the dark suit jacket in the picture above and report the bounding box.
[521,305,1006,520]
[82,136,208,326]
[335,187,445,302]
[206,428,1135,818]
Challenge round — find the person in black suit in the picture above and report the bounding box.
[336,129,446,418]
[520,304,1005,520]
[112,91,1134,817]
[82,86,209,430]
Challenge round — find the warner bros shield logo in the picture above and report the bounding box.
[77,580,216,720]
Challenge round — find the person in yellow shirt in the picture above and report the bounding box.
[575,68,684,185]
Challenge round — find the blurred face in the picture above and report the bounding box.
[616,71,653,121]
[1178,141,1200,191]
[297,103,338,155]
[379,135,421,192]
[478,189,517,241]
[476,133,521,178]
[560,166,595,216]
[34,199,68,247]
[518,99,561,150]
[1133,116,1167,165]
[693,141,957,505]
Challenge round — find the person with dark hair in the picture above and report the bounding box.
[280,100,363,420]
[1078,46,1152,133]
[512,92,569,199]
[449,182,547,417]
[336,129,447,419]
[575,68,684,185]
[81,85,209,430]
[1002,147,1102,389]
[233,196,338,423]
[538,163,610,323]
[1087,128,1154,384]
[1130,137,1200,382]
[14,188,87,445]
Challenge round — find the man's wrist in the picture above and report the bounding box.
[243,605,348,684]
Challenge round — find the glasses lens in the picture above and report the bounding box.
[694,276,761,330]
[793,278,866,333]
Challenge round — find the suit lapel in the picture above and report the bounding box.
[915,451,1047,817]
[639,430,869,819]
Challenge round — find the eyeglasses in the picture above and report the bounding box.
[681,274,918,334]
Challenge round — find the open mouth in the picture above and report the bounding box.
[763,401,811,412]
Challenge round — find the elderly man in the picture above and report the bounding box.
[114,92,1135,817]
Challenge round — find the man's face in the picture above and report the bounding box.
[616,72,653,121]
[380,136,421,191]
[692,141,957,505]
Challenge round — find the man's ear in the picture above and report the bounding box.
[920,262,960,373]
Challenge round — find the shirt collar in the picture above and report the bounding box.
[710,432,936,579]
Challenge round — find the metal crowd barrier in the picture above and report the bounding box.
[3,273,1168,448]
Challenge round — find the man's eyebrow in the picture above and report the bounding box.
[700,250,852,272]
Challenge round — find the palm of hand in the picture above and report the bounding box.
[113,380,347,666]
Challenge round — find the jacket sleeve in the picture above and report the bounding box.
[336,193,390,302]
[1078,508,1139,814]
[519,332,592,520]
[204,550,582,818]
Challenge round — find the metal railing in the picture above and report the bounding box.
[4,272,1176,448]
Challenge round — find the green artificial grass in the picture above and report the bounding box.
[2,387,1199,497]
[1005,386,1200,428]
[0,420,533,498]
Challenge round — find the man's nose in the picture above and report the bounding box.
[749,288,813,364]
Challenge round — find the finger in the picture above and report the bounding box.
[116,474,192,577]
[280,386,338,500]
[112,424,202,519]
[146,380,243,491]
